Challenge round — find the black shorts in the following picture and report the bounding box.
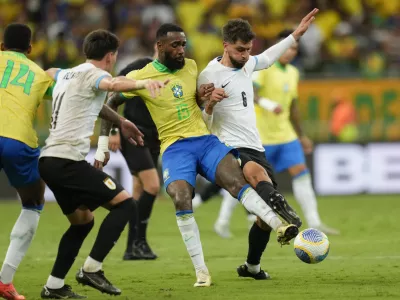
[39,157,124,215]
[237,147,278,189]
[120,133,160,175]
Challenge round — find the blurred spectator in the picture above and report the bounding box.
[329,89,359,142]
[0,0,399,77]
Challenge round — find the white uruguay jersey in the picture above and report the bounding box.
[40,63,110,161]
[198,56,265,152]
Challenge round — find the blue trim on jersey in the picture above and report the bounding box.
[176,210,193,216]
[54,69,62,81]
[23,204,44,212]
[95,74,109,89]
[238,184,251,202]
[293,169,309,179]
[254,55,259,68]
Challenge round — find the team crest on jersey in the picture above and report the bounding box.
[171,84,183,98]
[283,83,289,92]
[103,178,116,190]
[163,169,170,181]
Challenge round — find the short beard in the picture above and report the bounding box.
[229,55,245,69]
[164,52,185,71]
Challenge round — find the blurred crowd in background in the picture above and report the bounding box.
[1,0,400,78]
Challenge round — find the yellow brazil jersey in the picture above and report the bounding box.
[254,62,299,145]
[0,51,53,148]
[121,59,209,154]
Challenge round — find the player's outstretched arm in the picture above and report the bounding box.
[254,8,319,71]
[45,68,61,80]
[98,76,169,98]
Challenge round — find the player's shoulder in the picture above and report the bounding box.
[183,58,198,74]
[199,57,220,76]
[126,61,157,79]
[286,64,299,73]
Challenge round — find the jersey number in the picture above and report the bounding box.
[50,92,65,129]
[176,103,190,120]
[242,91,247,107]
[0,60,35,95]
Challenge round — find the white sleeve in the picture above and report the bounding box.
[258,98,279,112]
[201,109,213,130]
[85,68,112,91]
[197,71,211,90]
[253,35,296,71]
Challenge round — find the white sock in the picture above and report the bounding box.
[0,209,40,284]
[192,194,203,210]
[46,275,64,289]
[215,189,238,225]
[83,256,102,273]
[176,213,207,274]
[292,172,322,227]
[239,186,282,231]
[245,261,261,274]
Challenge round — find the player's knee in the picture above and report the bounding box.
[289,164,308,178]
[143,179,160,196]
[70,218,95,239]
[243,162,271,188]
[173,190,192,211]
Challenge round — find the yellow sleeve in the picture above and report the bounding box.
[120,70,140,99]
[44,81,56,99]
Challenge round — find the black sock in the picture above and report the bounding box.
[51,220,94,279]
[247,222,271,266]
[90,198,136,263]
[255,181,276,202]
[137,191,156,241]
[200,184,221,203]
[126,198,138,253]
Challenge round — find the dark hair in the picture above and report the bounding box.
[118,58,153,76]
[156,23,184,40]
[277,29,294,40]
[3,23,31,52]
[222,19,255,44]
[83,29,119,60]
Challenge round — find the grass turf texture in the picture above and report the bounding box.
[0,194,399,300]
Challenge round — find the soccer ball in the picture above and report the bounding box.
[293,228,330,264]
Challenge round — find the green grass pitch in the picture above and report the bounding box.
[0,194,399,300]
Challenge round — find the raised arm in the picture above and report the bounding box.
[254,8,319,71]
[98,76,170,98]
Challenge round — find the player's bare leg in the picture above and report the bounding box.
[167,180,211,287]
[215,154,298,244]
[243,161,302,227]
[41,191,136,298]
[288,164,339,235]
[0,180,45,300]
[124,170,159,260]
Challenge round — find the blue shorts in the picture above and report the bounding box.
[264,139,305,173]
[0,137,40,188]
[162,135,237,189]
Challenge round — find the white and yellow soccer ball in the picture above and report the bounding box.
[294,228,330,264]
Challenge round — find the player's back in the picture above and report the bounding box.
[41,63,110,161]
[198,56,264,152]
[254,63,299,145]
[123,58,209,154]
[0,51,53,148]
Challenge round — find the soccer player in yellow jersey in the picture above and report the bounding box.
[98,24,299,287]
[254,30,339,235]
[0,24,53,300]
